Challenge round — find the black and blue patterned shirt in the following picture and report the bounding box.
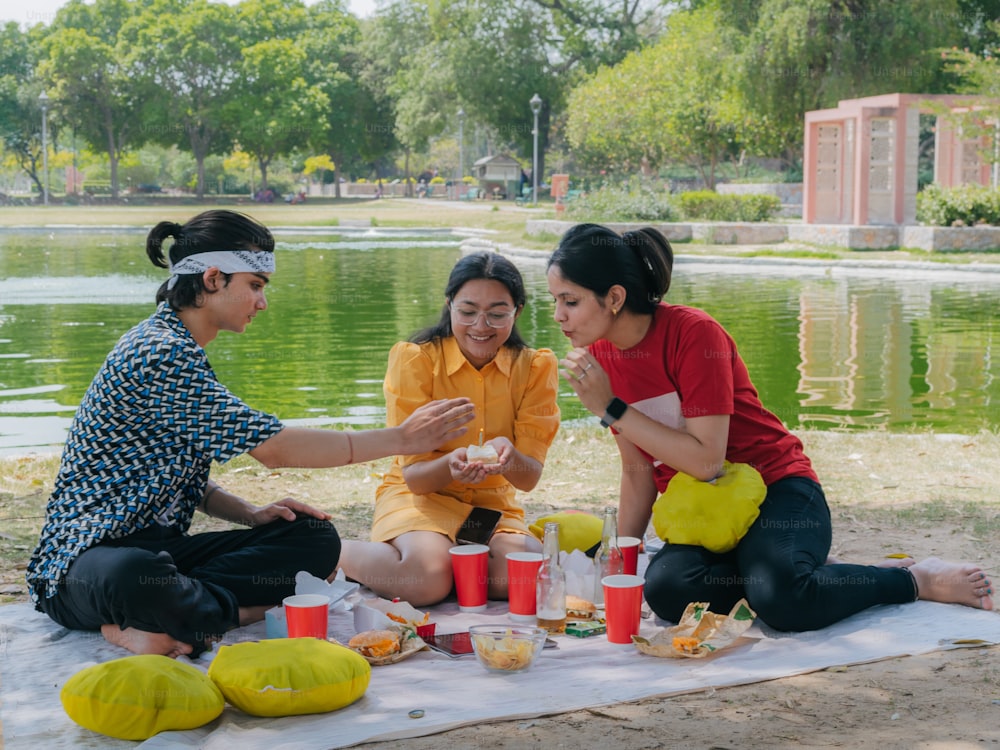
[27,302,284,605]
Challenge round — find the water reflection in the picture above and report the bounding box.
[0,230,998,455]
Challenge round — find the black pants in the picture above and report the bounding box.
[37,516,340,653]
[643,476,917,631]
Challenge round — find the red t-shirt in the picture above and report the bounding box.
[590,303,817,492]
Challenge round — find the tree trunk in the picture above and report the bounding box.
[189,126,211,200]
[333,162,341,198]
[196,156,206,200]
[404,148,412,197]
[104,109,120,199]
[258,157,269,191]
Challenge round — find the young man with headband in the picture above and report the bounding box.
[26,210,474,658]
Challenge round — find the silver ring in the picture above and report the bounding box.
[584,363,594,371]
[578,370,587,379]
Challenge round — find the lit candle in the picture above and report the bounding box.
[467,428,498,464]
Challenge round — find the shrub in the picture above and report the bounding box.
[916,184,1000,226]
[565,182,676,222]
[676,191,781,222]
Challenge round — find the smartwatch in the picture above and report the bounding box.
[600,397,628,428]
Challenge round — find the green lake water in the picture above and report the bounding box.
[1,227,998,455]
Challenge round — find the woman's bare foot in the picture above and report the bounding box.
[908,557,994,610]
[100,624,193,658]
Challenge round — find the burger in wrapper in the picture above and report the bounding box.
[348,629,401,659]
[632,599,756,658]
[344,624,428,666]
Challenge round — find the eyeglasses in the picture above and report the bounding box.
[449,303,517,328]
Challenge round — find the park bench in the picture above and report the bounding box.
[514,184,551,206]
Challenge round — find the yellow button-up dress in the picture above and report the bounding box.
[372,337,560,542]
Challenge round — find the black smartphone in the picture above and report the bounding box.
[424,631,474,658]
[456,506,502,546]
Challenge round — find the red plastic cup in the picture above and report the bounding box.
[450,544,490,612]
[602,574,644,644]
[618,536,642,576]
[506,551,544,622]
[283,594,330,639]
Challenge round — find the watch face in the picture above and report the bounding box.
[607,397,628,420]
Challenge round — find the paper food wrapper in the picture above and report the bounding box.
[632,599,756,658]
[295,570,360,612]
[353,597,430,635]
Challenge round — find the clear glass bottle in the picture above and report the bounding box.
[535,522,566,634]
[593,505,624,607]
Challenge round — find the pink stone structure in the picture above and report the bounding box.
[803,93,994,226]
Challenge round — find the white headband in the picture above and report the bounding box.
[167,250,276,290]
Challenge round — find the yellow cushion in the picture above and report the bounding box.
[60,654,224,741]
[207,638,371,717]
[652,461,767,553]
[528,511,603,553]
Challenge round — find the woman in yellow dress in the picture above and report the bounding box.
[340,252,560,606]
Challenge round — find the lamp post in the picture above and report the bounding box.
[457,107,465,186]
[38,90,49,206]
[529,93,542,205]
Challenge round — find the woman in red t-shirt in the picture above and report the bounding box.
[546,223,993,630]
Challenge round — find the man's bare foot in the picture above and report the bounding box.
[100,624,193,658]
[908,557,994,610]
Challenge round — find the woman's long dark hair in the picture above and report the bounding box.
[146,209,275,310]
[547,223,673,314]
[410,251,528,351]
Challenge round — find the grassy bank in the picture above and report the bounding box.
[6,198,1000,263]
[3,428,999,603]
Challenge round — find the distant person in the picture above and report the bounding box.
[26,209,474,658]
[546,222,993,631]
[340,252,560,606]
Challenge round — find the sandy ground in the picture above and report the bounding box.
[2,429,999,749]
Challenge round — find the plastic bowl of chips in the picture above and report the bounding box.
[468,625,548,673]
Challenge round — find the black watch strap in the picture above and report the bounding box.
[600,397,628,428]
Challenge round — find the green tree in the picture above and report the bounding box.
[361,0,668,189]
[0,22,48,197]
[230,38,330,191]
[565,9,747,188]
[300,1,373,196]
[37,0,149,198]
[358,2,451,193]
[431,0,560,182]
[732,0,963,163]
[122,0,243,199]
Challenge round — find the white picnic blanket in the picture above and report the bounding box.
[2,591,999,749]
